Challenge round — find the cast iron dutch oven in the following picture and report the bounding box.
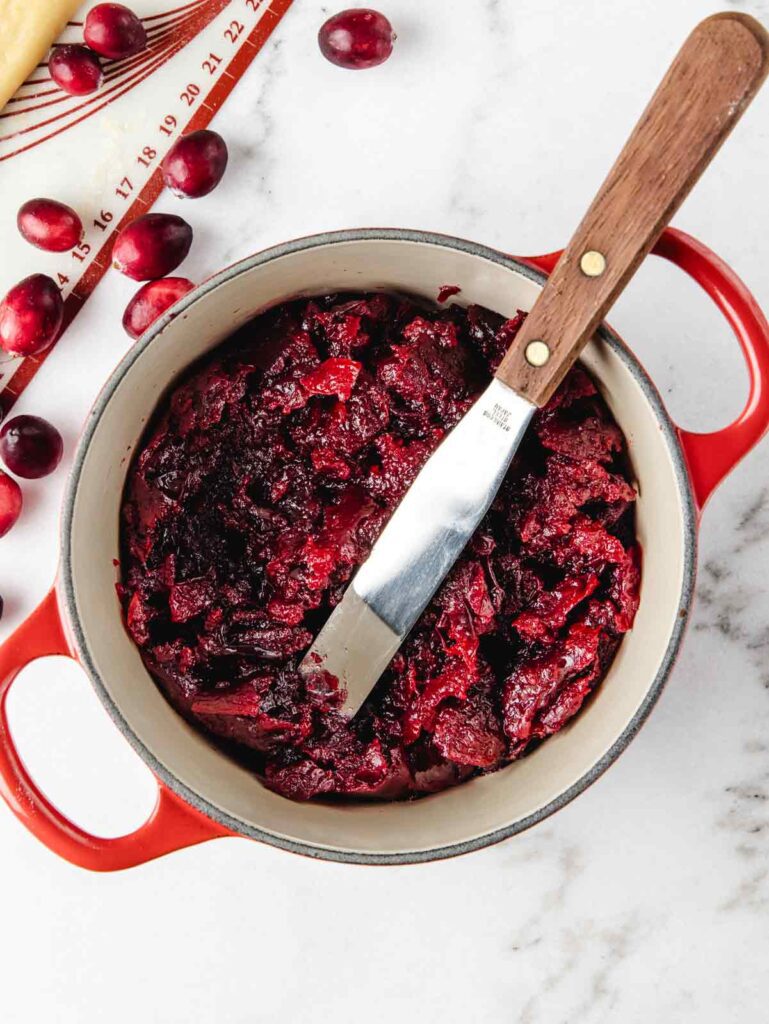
[1,225,768,868]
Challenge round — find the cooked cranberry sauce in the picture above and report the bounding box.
[120,293,640,801]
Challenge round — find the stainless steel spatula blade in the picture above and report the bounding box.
[301,379,535,714]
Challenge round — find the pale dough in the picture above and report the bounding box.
[0,0,84,112]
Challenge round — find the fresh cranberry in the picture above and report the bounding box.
[17,198,83,253]
[161,130,229,198]
[84,3,147,60]
[112,213,193,280]
[0,416,63,480]
[122,277,194,338]
[0,471,22,537]
[49,45,103,95]
[0,275,64,357]
[318,9,395,69]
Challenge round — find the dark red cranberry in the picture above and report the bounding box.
[84,3,147,60]
[318,9,395,69]
[17,198,83,253]
[112,213,193,281]
[0,275,64,357]
[122,277,195,338]
[0,416,63,480]
[161,131,229,199]
[0,471,22,537]
[49,45,104,95]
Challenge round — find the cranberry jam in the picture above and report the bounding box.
[120,292,640,801]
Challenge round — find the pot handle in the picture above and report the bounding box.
[521,226,769,510]
[0,588,232,871]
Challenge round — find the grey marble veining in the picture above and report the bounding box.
[1,1,769,1021]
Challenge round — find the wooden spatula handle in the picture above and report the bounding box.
[495,12,769,407]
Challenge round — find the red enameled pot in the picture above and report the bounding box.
[1,227,768,870]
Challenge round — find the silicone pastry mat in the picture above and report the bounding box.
[0,0,293,412]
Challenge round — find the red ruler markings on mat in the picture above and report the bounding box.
[0,0,293,413]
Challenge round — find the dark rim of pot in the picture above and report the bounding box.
[60,228,698,865]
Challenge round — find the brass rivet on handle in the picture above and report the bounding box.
[525,340,550,367]
[580,250,606,277]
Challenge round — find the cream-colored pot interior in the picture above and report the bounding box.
[62,232,695,863]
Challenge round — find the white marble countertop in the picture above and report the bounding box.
[2,0,769,1020]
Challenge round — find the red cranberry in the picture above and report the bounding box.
[84,3,147,60]
[318,9,395,69]
[112,213,193,281]
[0,416,63,480]
[49,45,104,95]
[161,131,229,199]
[0,471,22,537]
[0,275,64,357]
[17,198,83,253]
[122,277,194,338]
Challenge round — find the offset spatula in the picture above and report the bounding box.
[302,12,769,715]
